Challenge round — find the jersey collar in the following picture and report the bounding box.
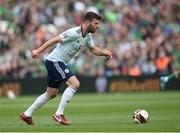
[81,26,86,38]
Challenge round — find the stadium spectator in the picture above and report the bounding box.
[0,0,179,78]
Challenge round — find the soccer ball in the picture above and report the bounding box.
[7,90,16,99]
[133,109,149,124]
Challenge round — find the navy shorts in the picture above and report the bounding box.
[45,60,74,88]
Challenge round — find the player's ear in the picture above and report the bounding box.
[85,20,91,25]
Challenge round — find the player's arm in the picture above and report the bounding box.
[32,36,62,58]
[89,46,112,58]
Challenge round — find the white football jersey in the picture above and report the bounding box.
[47,26,95,64]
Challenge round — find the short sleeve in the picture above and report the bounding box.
[59,28,76,43]
[86,33,95,48]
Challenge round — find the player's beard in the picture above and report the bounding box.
[88,24,96,33]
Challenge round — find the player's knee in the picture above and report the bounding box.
[67,76,80,90]
[76,80,80,89]
[47,92,57,99]
[46,89,58,98]
[72,80,80,89]
[49,93,57,98]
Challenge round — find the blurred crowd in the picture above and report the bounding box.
[0,0,179,78]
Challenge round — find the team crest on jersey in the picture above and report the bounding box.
[76,28,81,34]
[65,69,69,73]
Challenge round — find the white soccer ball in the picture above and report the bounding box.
[7,90,16,99]
[133,109,149,124]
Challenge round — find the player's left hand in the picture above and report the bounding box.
[104,50,112,59]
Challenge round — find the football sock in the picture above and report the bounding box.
[24,92,51,117]
[55,87,76,115]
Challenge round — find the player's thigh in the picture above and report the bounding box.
[66,76,80,89]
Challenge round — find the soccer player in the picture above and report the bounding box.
[160,70,180,90]
[20,11,112,125]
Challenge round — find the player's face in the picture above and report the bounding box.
[88,19,100,33]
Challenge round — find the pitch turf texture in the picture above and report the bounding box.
[0,91,180,132]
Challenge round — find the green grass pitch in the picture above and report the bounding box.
[0,91,180,132]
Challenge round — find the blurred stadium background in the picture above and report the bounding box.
[0,0,180,132]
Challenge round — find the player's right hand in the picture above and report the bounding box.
[32,49,40,58]
[104,50,112,59]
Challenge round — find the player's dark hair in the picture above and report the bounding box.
[84,11,102,21]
